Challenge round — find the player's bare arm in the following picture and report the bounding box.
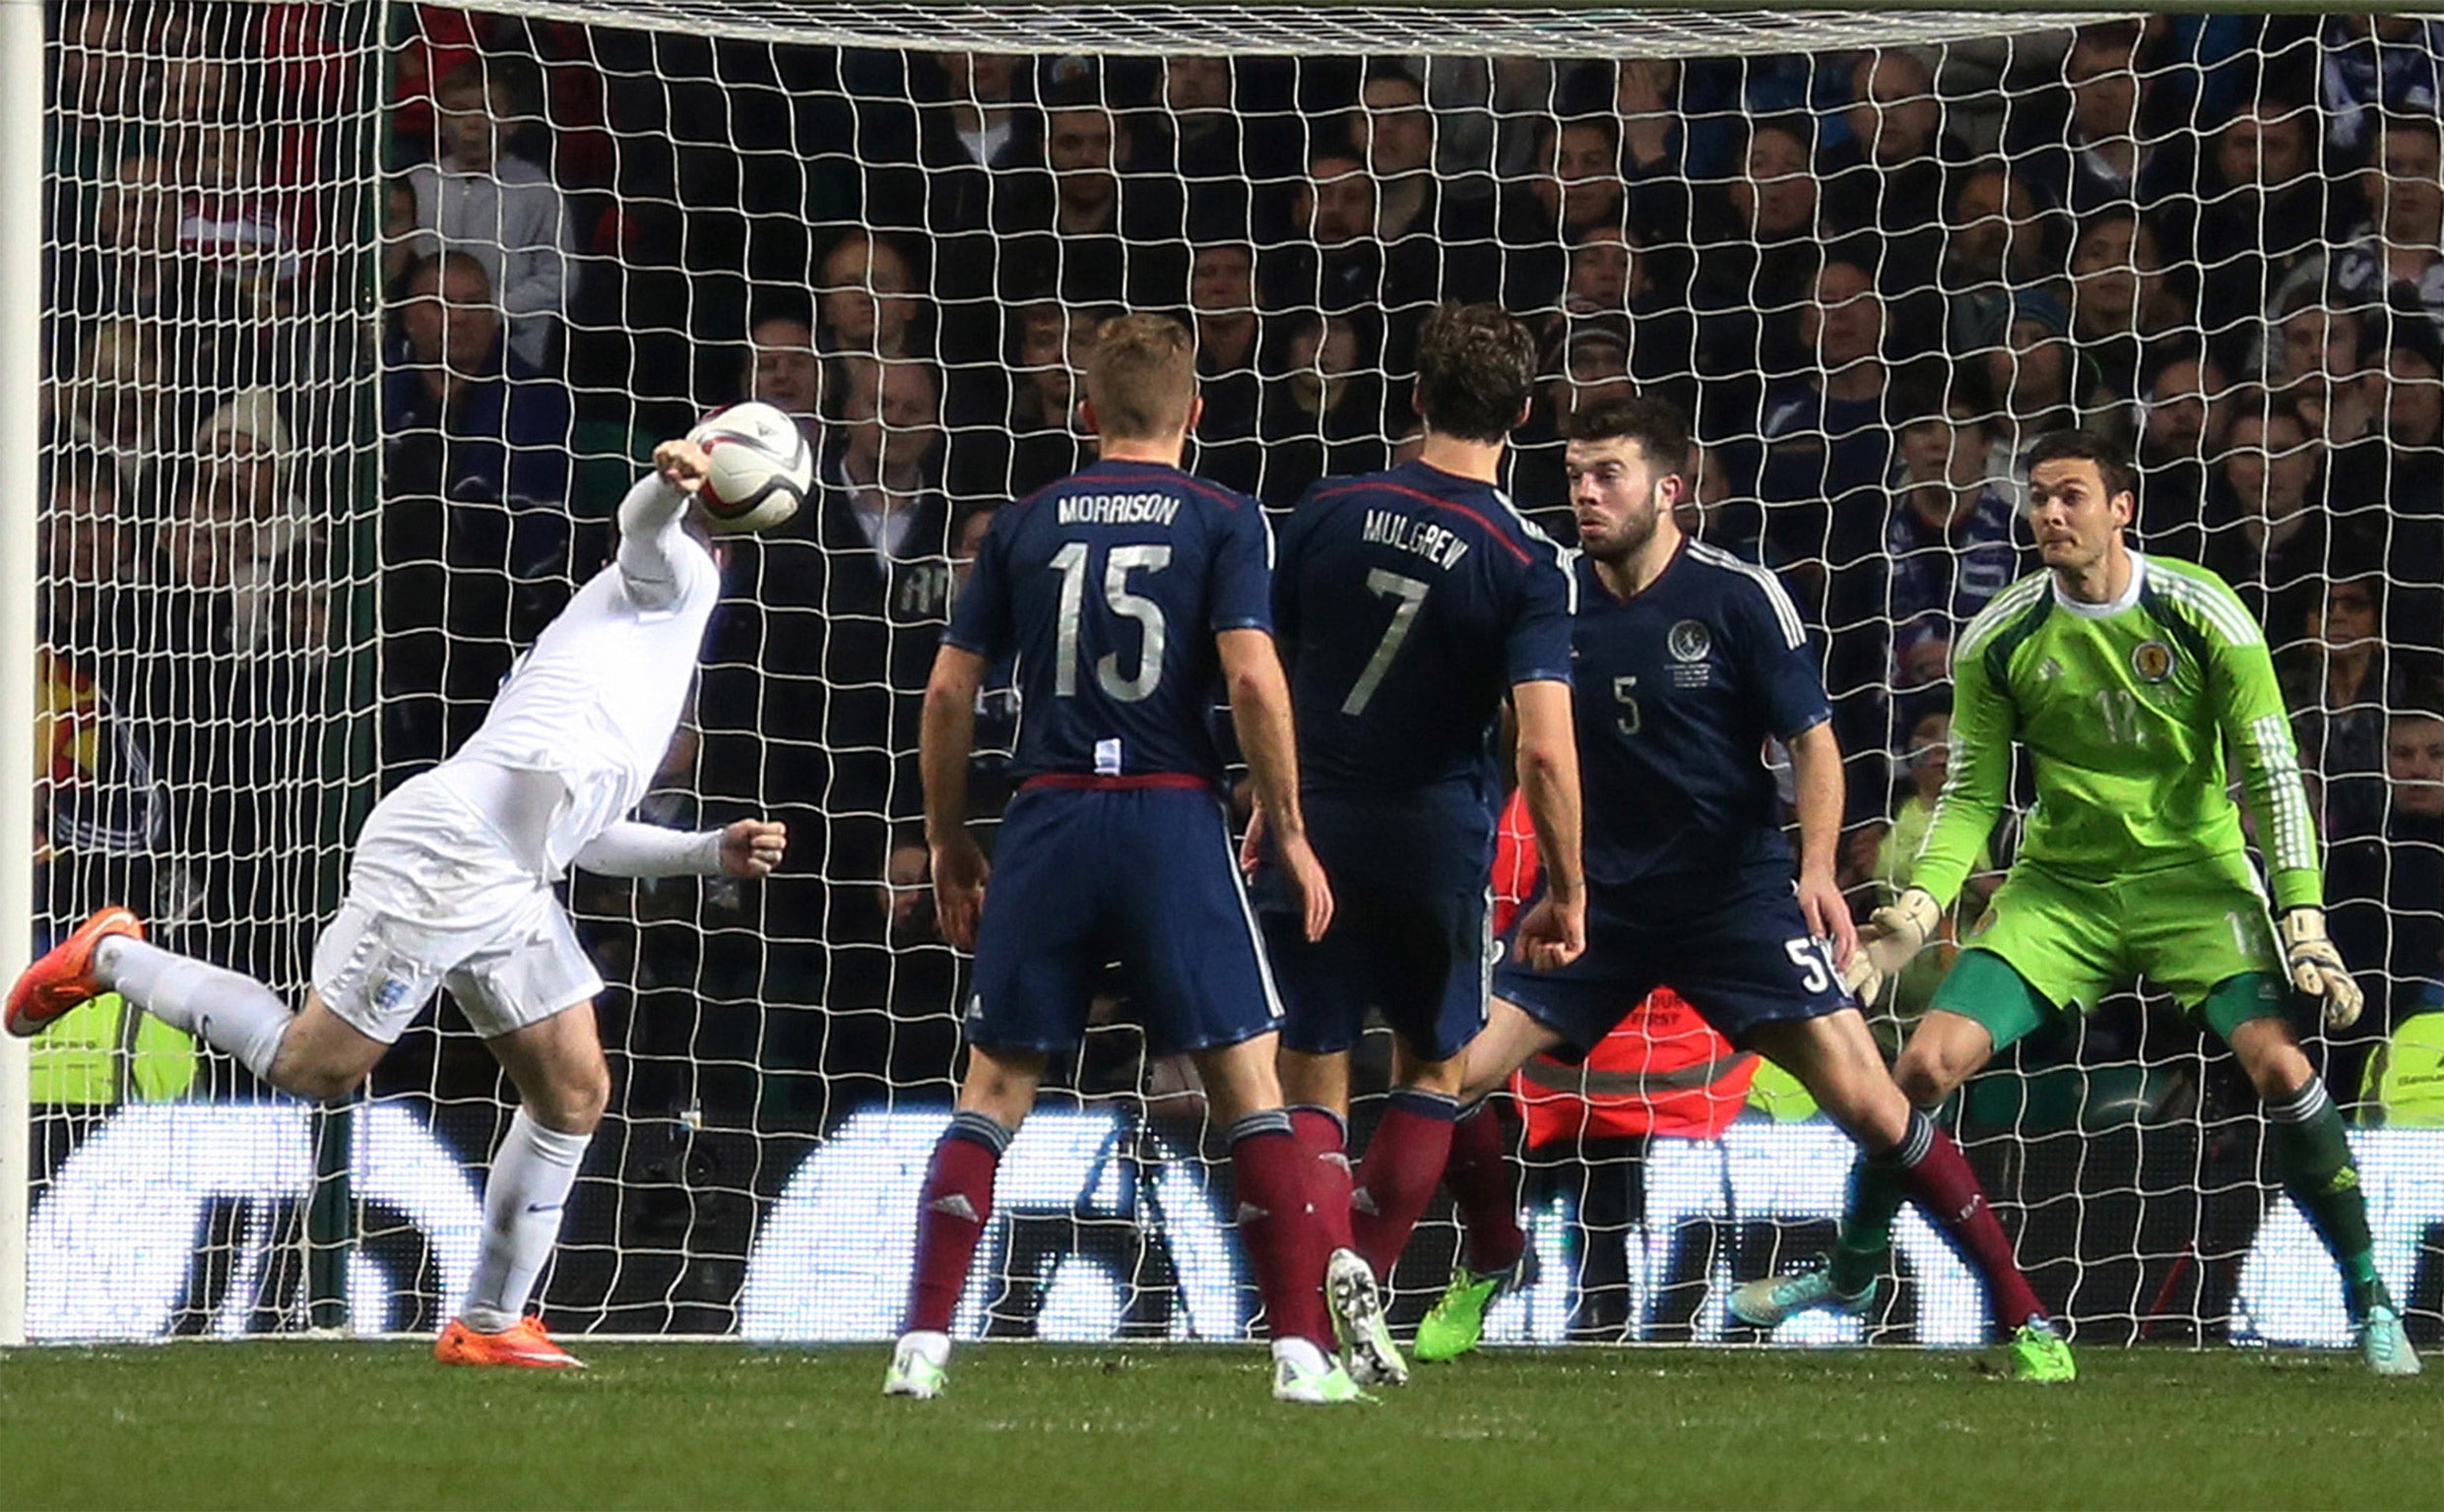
[1509,677,1585,971]
[1787,719,1857,968]
[920,643,991,950]
[1219,627,1333,942]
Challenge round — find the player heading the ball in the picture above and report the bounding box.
[1737,428,2418,1377]
[8,437,795,1369]
[885,312,1363,1406]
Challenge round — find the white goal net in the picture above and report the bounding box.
[18,0,2444,1354]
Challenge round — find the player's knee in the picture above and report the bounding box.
[273,1054,369,1104]
[537,1064,611,1134]
[1892,1053,1958,1110]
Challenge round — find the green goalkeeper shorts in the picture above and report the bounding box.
[1938,850,2285,1053]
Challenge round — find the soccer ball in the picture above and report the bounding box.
[686,401,813,534]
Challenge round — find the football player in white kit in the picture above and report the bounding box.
[8,438,787,1367]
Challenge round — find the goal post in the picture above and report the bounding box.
[12,0,2444,1354]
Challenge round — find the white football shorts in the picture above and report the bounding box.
[309,769,605,1043]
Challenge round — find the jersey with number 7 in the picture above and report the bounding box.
[1913,552,2322,915]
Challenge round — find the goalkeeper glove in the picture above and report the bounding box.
[2278,907,2363,1030]
[1841,887,1943,1007]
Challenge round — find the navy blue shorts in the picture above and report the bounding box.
[1493,874,1850,1054]
[965,785,1285,1057]
[1254,788,1495,1063]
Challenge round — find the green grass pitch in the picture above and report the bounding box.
[2,1342,2430,1509]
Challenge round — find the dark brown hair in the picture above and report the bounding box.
[1413,302,1537,444]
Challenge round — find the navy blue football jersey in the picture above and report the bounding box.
[1571,539,1830,896]
[943,459,1271,787]
[1274,461,1575,794]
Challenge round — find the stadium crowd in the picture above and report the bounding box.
[27,4,2444,1134]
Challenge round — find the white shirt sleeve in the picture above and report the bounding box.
[573,820,725,878]
[616,472,695,610]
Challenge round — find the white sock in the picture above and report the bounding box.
[461,1107,592,1333]
[95,935,292,1081]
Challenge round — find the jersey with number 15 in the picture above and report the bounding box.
[1273,461,1574,799]
[943,459,1272,788]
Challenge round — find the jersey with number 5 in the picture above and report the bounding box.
[943,459,1272,787]
[1273,461,1573,796]
[1911,551,2323,913]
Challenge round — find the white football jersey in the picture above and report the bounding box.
[450,476,721,874]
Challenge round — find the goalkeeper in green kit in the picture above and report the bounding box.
[1733,429,2418,1375]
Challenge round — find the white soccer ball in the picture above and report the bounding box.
[685,401,813,534]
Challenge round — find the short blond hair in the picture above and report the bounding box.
[1083,312,1195,441]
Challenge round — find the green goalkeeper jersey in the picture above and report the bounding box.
[1912,552,2321,914]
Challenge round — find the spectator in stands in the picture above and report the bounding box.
[815,228,928,362]
[814,358,956,613]
[1884,404,2021,728]
[1690,115,1825,383]
[1263,141,1430,378]
[997,298,1103,496]
[1351,64,1499,316]
[1968,287,2100,472]
[993,94,1186,307]
[2318,16,2444,160]
[2284,574,2443,841]
[2192,95,2344,376]
[1822,49,1967,293]
[161,387,325,656]
[1940,161,2060,358]
[54,316,169,490]
[1613,57,1692,237]
[2009,20,2197,246]
[1257,310,1385,504]
[1750,258,1897,579]
[2318,116,2444,342]
[2064,206,2194,416]
[739,296,826,448]
[2326,700,2444,1105]
[1500,115,1627,311]
[2268,292,2380,450]
[406,60,575,373]
[2204,398,2366,645]
[380,250,577,775]
[1189,241,1263,496]
[2133,344,2231,556]
[2329,305,2444,648]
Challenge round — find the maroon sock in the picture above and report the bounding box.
[903,1110,1007,1335]
[1230,1111,1330,1350]
[1889,1111,2048,1331]
[1443,1098,1525,1273]
[1288,1104,1356,1255]
[1350,1089,1460,1278]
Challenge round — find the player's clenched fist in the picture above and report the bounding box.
[719,819,788,878]
[654,438,711,491]
[2279,907,2364,1029]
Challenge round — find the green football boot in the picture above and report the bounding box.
[1413,1249,1536,1363]
[2009,1321,2077,1384]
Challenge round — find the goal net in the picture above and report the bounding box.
[20,1,2444,1354]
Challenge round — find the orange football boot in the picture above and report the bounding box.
[434,1316,587,1369]
[5,906,143,1038]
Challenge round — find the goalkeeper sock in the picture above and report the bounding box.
[1288,1104,1356,1255]
[1228,1109,1331,1350]
[904,1110,1008,1336]
[1827,1153,1909,1297]
[1885,1109,2050,1332]
[1444,1098,1526,1274]
[94,935,291,1082]
[2265,1078,2391,1317]
[1350,1088,1458,1278]
[461,1107,591,1333]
